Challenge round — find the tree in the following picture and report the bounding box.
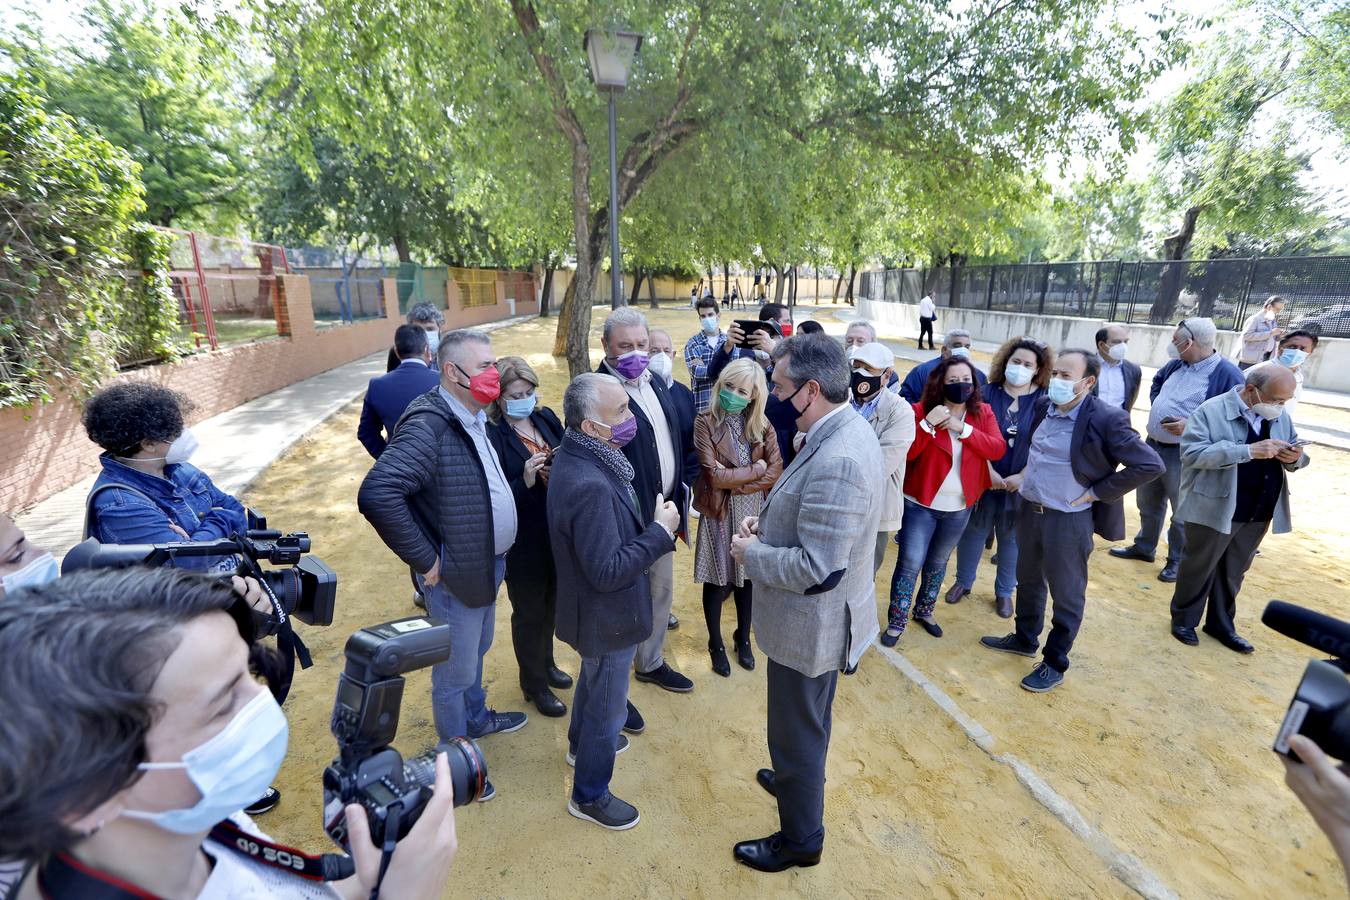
[1045,174,1149,261]
[4,1,254,230]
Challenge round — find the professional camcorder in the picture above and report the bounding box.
[62,529,337,631]
[323,617,487,851]
[1264,600,1350,759]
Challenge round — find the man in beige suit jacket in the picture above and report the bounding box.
[730,334,883,872]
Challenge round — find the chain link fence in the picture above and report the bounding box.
[861,256,1350,336]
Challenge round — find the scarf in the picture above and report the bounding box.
[569,428,636,484]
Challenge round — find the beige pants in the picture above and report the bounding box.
[634,550,675,673]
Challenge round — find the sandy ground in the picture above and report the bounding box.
[244,304,1350,898]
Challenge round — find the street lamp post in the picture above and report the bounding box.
[584,29,642,309]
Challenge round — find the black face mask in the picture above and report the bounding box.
[943,382,975,404]
[850,371,882,403]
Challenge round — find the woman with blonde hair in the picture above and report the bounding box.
[692,358,783,675]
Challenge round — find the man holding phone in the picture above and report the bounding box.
[1169,365,1309,652]
[1110,318,1243,582]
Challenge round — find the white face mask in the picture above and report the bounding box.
[424,329,441,355]
[1166,342,1181,360]
[1108,342,1129,362]
[700,315,719,334]
[0,551,59,598]
[949,346,971,360]
[647,351,673,382]
[124,690,289,834]
[1249,389,1285,421]
[1003,363,1034,387]
[120,428,198,465]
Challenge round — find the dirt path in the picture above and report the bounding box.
[245,305,1349,898]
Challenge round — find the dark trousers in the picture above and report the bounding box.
[1014,504,1094,673]
[766,658,838,853]
[1132,439,1184,564]
[504,563,559,694]
[702,582,752,649]
[1169,519,1270,633]
[918,316,935,349]
[568,644,637,804]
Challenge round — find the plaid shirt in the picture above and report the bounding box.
[684,330,727,413]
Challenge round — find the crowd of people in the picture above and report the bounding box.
[0,289,1340,897]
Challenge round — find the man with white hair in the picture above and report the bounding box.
[597,308,694,699]
[898,329,987,402]
[844,320,904,395]
[1169,365,1308,652]
[1109,317,1243,582]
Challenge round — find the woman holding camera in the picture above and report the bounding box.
[0,567,457,899]
[692,359,782,676]
[487,356,572,718]
[82,382,248,573]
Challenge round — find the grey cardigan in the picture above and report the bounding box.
[743,406,883,677]
[1176,387,1309,535]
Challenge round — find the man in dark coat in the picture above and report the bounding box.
[981,349,1163,693]
[359,324,440,458]
[549,373,679,831]
[358,329,528,802]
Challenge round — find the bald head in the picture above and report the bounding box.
[1246,363,1297,399]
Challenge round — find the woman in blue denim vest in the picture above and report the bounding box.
[83,383,248,574]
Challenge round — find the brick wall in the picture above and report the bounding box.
[1,276,395,513]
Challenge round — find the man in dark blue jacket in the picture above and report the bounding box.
[981,349,1163,693]
[549,373,679,831]
[358,325,441,458]
[898,329,987,402]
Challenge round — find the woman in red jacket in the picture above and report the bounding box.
[880,357,1005,646]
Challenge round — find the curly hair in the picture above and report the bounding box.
[82,382,195,456]
[988,337,1052,389]
[0,568,268,862]
[920,357,984,416]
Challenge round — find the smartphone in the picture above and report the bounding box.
[734,319,774,338]
[1161,416,1181,425]
[1291,438,1311,448]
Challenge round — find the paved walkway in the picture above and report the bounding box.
[16,313,536,559]
[809,304,1350,452]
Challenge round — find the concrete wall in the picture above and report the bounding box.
[857,296,1350,393]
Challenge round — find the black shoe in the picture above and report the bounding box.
[1109,545,1155,563]
[879,627,901,648]
[710,644,731,677]
[635,662,694,693]
[916,617,943,638]
[1203,627,1254,654]
[1171,625,1199,646]
[623,700,645,735]
[1158,562,1179,583]
[733,833,822,872]
[980,634,1038,657]
[668,614,679,631]
[244,787,280,816]
[547,666,574,690]
[468,710,528,738]
[734,637,756,671]
[756,768,777,797]
[995,596,1013,619]
[569,792,639,830]
[524,689,567,717]
[945,584,968,605]
[1020,662,1065,693]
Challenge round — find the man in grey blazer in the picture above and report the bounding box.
[729,334,883,872]
[1169,365,1309,652]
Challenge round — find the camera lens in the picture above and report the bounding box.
[402,737,487,807]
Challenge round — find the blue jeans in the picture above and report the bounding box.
[887,499,972,634]
[567,644,638,805]
[421,556,506,741]
[954,496,1019,599]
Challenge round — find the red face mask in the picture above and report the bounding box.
[779,320,794,337]
[456,363,501,404]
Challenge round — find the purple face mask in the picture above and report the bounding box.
[606,415,638,448]
[612,350,650,381]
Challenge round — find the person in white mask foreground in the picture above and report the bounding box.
[0,567,458,900]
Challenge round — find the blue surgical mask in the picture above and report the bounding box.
[123,690,289,834]
[505,394,538,419]
[1279,348,1308,368]
[1004,363,1034,387]
[1,551,59,597]
[700,315,719,334]
[949,346,971,360]
[1047,377,1081,406]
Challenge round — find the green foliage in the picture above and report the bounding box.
[1044,175,1150,261]
[112,222,187,366]
[4,0,254,229]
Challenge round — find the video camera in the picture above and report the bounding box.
[1264,601,1350,759]
[62,530,337,632]
[322,617,487,850]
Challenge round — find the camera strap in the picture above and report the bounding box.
[35,822,354,899]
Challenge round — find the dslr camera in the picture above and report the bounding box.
[1264,600,1350,759]
[323,616,487,849]
[62,528,337,632]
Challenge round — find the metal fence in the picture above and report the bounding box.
[160,228,291,350]
[860,256,1350,335]
[285,246,392,323]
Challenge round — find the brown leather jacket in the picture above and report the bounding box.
[692,412,783,520]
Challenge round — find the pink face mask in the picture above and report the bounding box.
[605,415,639,448]
[612,351,650,381]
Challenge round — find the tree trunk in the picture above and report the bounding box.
[846,265,857,304]
[773,264,786,303]
[647,271,658,309]
[392,232,412,264]
[629,268,645,306]
[722,263,730,297]
[1154,205,1202,323]
[539,259,555,318]
[832,274,844,303]
[789,267,798,307]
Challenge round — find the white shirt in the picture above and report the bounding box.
[929,437,966,511]
[919,296,936,318]
[611,367,677,497]
[1097,354,1126,408]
